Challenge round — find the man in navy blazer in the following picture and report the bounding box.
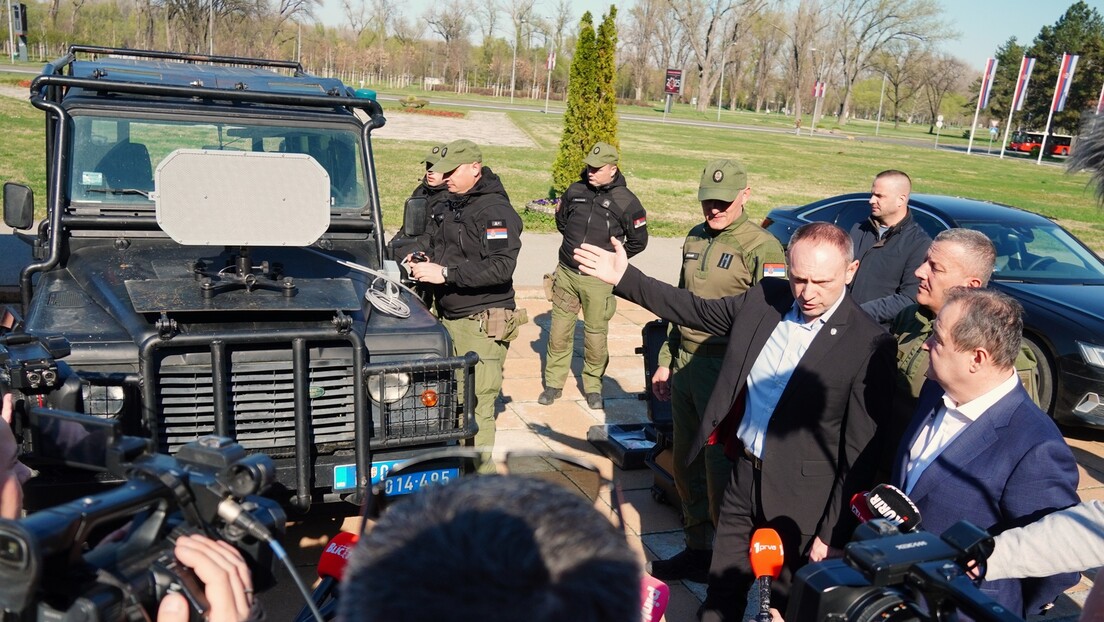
[576,222,895,620]
[892,287,1079,619]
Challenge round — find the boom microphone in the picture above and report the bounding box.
[866,484,922,532]
[850,491,875,523]
[749,528,784,622]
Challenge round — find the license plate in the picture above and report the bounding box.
[333,460,459,495]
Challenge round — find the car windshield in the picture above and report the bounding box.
[68,114,367,209]
[958,220,1104,283]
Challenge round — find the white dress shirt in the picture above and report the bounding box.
[904,371,1020,494]
[737,293,846,459]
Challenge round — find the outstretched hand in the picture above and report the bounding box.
[573,237,628,286]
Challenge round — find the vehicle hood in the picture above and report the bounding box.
[992,281,1104,339]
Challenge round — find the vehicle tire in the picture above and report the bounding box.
[1023,335,1056,417]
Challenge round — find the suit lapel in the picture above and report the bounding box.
[771,297,853,415]
[892,381,943,487]
[907,386,1024,504]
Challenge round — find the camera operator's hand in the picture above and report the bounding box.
[1,393,33,519]
[157,534,255,622]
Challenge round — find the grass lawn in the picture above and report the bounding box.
[2,73,1101,250]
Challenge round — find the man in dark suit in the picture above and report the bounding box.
[891,287,1079,619]
[575,222,895,620]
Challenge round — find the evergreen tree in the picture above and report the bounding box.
[594,6,620,151]
[987,37,1027,123]
[552,12,598,195]
[1022,1,1104,133]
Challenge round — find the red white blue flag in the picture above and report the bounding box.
[978,58,998,109]
[1051,53,1079,112]
[1012,56,1035,112]
[812,81,825,98]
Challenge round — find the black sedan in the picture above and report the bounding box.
[762,193,1104,428]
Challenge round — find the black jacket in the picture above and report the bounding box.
[428,167,522,319]
[556,170,647,269]
[848,211,931,325]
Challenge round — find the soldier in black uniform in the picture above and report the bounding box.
[539,142,648,410]
[389,143,449,260]
[408,140,525,462]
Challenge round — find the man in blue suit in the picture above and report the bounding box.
[892,286,1079,619]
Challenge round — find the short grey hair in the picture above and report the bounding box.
[933,229,996,286]
[943,287,1023,369]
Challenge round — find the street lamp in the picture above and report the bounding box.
[874,69,887,136]
[509,18,527,104]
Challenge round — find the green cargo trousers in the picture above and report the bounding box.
[543,264,616,395]
[670,348,732,550]
[442,315,510,458]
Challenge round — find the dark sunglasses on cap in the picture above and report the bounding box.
[360,447,626,536]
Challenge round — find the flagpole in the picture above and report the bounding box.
[1000,56,1027,160]
[967,58,996,155]
[1040,53,1070,165]
[544,51,554,113]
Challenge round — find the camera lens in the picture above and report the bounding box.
[848,590,924,622]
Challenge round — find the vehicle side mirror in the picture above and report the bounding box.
[3,183,34,230]
[402,196,428,237]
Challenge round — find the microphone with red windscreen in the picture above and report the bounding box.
[749,528,784,622]
[866,483,922,533]
[850,491,875,523]
[317,530,358,580]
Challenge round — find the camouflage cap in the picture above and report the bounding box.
[583,142,619,168]
[698,159,749,202]
[430,139,483,173]
[422,143,447,167]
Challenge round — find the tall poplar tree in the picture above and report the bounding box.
[594,6,620,151]
[552,12,598,195]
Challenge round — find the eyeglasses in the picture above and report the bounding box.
[360,448,626,536]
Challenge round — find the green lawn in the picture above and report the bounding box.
[2,76,1101,250]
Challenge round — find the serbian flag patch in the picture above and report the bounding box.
[486,227,508,240]
[762,263,786,278]
[634,216,647,228]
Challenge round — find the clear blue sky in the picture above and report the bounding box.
[315,0,1102,72]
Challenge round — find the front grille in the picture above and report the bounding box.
[157,349,356,455]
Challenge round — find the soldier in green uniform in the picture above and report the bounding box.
[647,159,786,583]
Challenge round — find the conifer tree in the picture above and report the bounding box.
[594,6,620,151]
[551,12,598,195]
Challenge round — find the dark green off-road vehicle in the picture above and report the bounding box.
[2,45,476,511]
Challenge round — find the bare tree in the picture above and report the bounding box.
[829,0,946,124]
[919,51,968,132]
[668,0,764,112]
[872,38,926,128]
[425,7,469,83]
[745,10,785,112]
[773,0,830,125]
[476,0,499,43]
[623,0,665,101]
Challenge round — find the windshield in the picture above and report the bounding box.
[959,220,1104,283]
[68,114,367,209]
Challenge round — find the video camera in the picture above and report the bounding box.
[786,519,1023,622]
[0,333,286,621]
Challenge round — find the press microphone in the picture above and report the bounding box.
[749,528,784,622]
[318,530,358,580]
[850,491,875,522]
[639,574,670,622]
[866,483,922,532]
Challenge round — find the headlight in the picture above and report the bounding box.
[1079,342,1104,370]
[367,372,411,404]
[82,384,126,416]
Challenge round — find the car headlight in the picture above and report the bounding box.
[82,384,126,416]
[367,372,411,404]
[1078,342,1104,370]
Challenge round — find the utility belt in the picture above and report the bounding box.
[680,340,728,357]
[466,307,528,341]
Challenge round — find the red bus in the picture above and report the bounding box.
[1008,130,1073,156]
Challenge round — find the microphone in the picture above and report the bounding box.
[866,483,922,532]
[749,528,784,622]
[318,530,358,580]
[639,574,670,622]
[850,491,875,522]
